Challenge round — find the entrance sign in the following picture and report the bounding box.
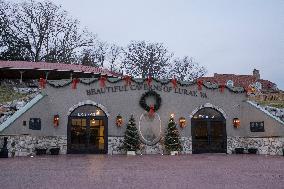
[86,83,208,98]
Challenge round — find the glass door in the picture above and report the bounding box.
[88,118,105,153]
[70,118,88,153]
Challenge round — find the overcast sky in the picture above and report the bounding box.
[49,0,283,89]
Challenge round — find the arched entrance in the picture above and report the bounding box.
[191,107,227,154]
[67,105,108,154]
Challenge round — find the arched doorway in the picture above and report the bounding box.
[191,107,227,154]
[67,105,108,154]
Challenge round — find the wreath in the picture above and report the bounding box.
[139,90,162,112]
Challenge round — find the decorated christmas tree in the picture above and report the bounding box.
[123,115,141,152]
[164,117,182,153]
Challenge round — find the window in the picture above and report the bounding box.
[226,80,234,87]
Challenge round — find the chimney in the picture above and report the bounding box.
[253,69,260,80]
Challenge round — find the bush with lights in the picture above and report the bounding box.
[164,116,182,153]
[122,115,141,152]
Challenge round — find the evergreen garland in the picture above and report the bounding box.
[45,76,246,93]
[164,117,182,152]
[122,115,141,151]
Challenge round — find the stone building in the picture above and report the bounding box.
[0,77,283,156]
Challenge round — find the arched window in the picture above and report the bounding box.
[192,107,224,119]
[226,80,234,87]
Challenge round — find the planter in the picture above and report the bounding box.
[0,149,8,158]
[235,148,244,154]
[50,148,60,155]
[35,148,47,155]
[248,148,258,154]
[170,151,179,156]
[127,151,136,155]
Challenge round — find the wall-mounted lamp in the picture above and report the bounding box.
[116,114,123,127]
[233,118,240,128]
[179,117,186,128]
[53,114,59,127]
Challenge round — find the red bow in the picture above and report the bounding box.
[146,76,152,87]
[220,84,226,93]
[197,80,203,91]
[39,78,46,89]
[149,104,155,117]
[124,75,132,86]
[171,77,178,88]
[72,78,80,89]
[99,76,107,87]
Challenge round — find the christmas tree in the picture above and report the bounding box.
[123,115,141,151]
[164,117,182,153]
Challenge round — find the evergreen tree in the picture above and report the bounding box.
[123,115,141,151]
[164,117,182,152]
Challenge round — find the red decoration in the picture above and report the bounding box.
[149,104,155,117]
[197,80,203,91]
[39,78,46,89]
[123,75,132,86]
[146,76,152,87]
[220,84,226,93]
[99,76,107,87]
[72,78,80,89]
[171,77,178,88]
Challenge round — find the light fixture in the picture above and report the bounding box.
[91,119,96,124]
[233,118,240,128]
[116,114,123,127]
[96,109,101,115]
[53,114,59,127]
[179,117,186,128]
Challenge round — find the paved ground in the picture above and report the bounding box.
[0,154,283,189]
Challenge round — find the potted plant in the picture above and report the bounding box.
[248,148,258,154]
[235,148,244,154]
[35,147,47,155]
[164,117,182,155]
[49,147,60,155]
[122,115,141,155]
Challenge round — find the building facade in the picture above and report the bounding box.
[0,78,284,156]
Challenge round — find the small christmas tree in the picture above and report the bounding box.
[123,115,141,152]
[164,117,182,153]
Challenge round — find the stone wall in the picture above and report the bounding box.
[0,135,67,157]
[107,136,192,155]
[227,136,284,155]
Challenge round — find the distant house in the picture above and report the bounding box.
[200,69,283,102]
[201,69,277,92]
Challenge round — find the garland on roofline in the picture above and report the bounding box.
[44,75,245,93]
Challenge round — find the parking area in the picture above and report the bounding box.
[0,154,283,189]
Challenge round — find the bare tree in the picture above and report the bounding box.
[122,41,173,78]
[107,44,123,72]
[168,56,206,82]
[0,0,95,63]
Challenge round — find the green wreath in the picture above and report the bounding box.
[139,90,162,112]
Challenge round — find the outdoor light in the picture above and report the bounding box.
[96,109,101,115]
[116,114,123,127]
[53,114,59,127]
[179,117,186,128]
[233,118,240,128]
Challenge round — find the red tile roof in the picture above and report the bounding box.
[201,73,276,91]
[0,60,120,76]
